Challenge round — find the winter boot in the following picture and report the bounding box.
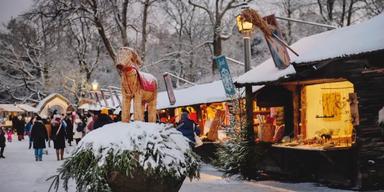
[35,156,38,161]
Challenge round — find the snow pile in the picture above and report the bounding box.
[76,121,196,177]
[379,107,384,125]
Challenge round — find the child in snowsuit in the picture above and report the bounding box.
[7,128,13,142]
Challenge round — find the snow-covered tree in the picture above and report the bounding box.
[0,19,52,102]
[188,0,255,74]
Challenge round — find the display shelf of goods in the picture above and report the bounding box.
[48,122,200,192]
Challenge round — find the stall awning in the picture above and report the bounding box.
[157,80,263,109]
[16,104,37,113]
[0,104,24,113]
[235,13,384,86]
[89,80,263,112]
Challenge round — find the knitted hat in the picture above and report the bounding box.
[100,108,109,115]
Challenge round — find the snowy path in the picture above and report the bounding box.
[0,136,352,192]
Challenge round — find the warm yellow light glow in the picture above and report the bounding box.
[92,80,99,91]
[236,15,253,33]
[304,81,354,139]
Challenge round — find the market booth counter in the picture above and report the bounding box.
[251,81,358,187]
[157,103,231,162]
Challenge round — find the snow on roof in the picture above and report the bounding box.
[235,58,296,85]
[16,104,37,113]
[293,13,384,64]
[236,13,384,85]
[35,93,70,112]
[83,81,263,112]
[157,80,263,109]
[0,104,24,113]
[77,121,195,177]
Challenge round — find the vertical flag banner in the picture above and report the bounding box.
[214,55,236,96]
[263,14,291,69]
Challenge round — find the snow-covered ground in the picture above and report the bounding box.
[0,135,353,192]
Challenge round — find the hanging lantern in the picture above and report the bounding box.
[236,15,253,33]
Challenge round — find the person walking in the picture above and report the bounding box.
[85,113,94,134]
[14,115,26,141]
[51,116,67,161]
[63,113,73,146]
[0,127,6,158]
[176,111,201,148]
[31,116,48,161]
[73,112,84,145]
[25,116,34,149]
[93,108,113,130]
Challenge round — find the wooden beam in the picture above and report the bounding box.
[281,78,347,86]
[361,68,384,74]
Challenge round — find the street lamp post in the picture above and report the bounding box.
[236,14,255,143]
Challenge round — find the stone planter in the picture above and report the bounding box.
[107,171,185,192]
[48,122,199,192]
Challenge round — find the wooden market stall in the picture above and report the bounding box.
[235,14,384,190]
[35,93,71,119]
[157,80,263,142]
[0,104,25,128]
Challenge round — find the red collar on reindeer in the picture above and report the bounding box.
[117,64,157,92]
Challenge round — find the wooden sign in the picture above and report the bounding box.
[163,73,176,105]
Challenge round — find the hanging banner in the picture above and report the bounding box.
[163,73,176,105]
[263,14,291,69]
[214,55,236,96]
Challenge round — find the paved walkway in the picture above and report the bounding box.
[0,136,352,192]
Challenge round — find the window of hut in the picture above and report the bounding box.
[301,81,355,147]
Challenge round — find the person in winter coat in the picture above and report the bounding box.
[63,113,73,146]
[85,113,94,133]
[25,116,34,149]
[93,108,113,130]
[176,112,200,147]
[0,127,6,158]
[31,116,48,161]
[14,115,26,141]
[51,116,67,161]
[43,118,52,149]
[72,113,84,145]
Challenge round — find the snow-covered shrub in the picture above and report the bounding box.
[48,122,200,192]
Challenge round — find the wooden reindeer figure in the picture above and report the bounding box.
[116,47,157,122]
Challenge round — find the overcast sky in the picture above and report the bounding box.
[0,0,33,27]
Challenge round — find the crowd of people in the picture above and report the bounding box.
[0,107,202,161]
[0,108,116,161]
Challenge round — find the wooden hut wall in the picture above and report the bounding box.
[293,50,384,189]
